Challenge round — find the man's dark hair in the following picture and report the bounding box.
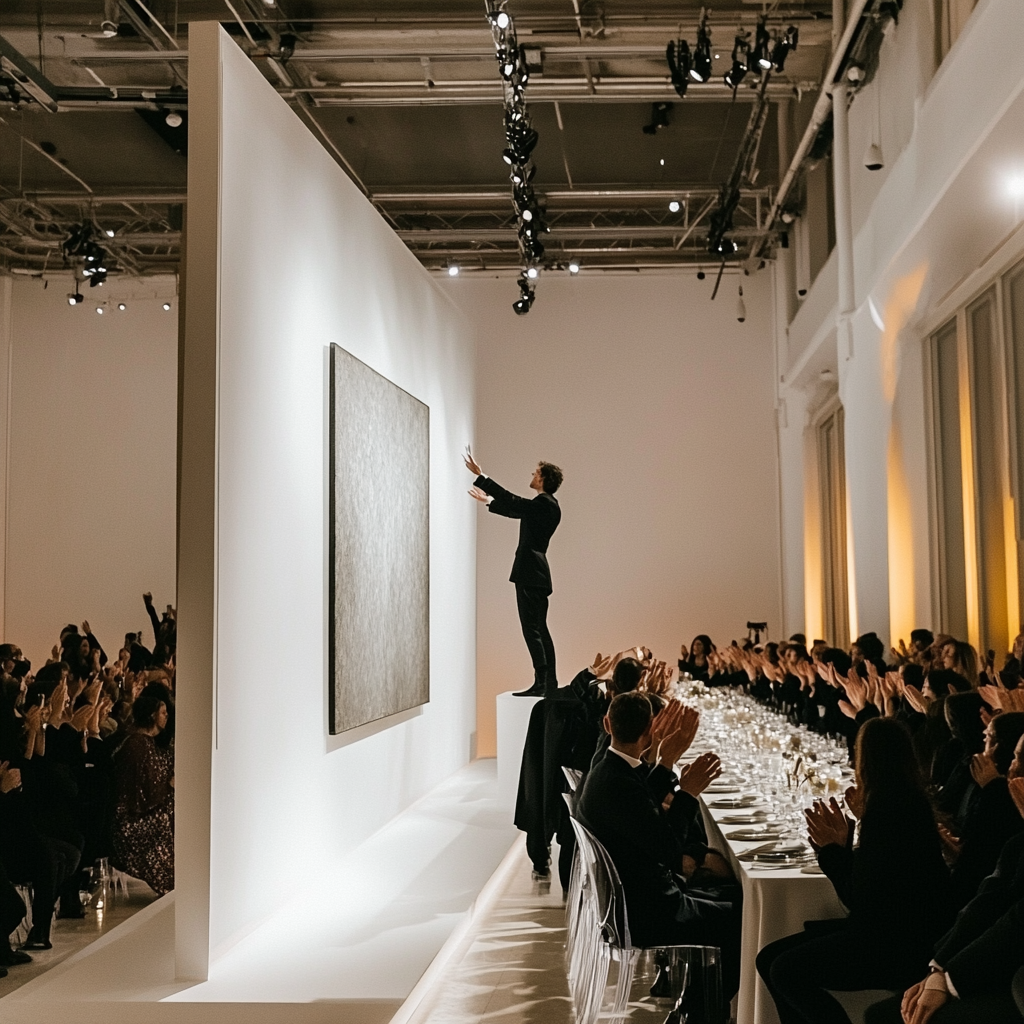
[607,691,652,744]
[789,633,807,645]
[910,628,934,648]
[854,632,885,662]
[609,657,643,696]
[538,461,563,494]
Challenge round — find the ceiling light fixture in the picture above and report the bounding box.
[724,33,749,90]
[105,228,115,238]
[771,26,798,72]
[448,264,460,277]
[666,38,692,98]
[165,111,183,128]
[118,303,127,311]
[96,306,104,314]
[690,8,713,82]
[568,261,580,274]
[68,290,83,306]
[752,19,772,70]
[163,302,171,311]
[526,267,539,280]
[863,141,884,171]
[669,200,681,213]
[736,283,746,323]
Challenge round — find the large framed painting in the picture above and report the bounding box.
[329,344,429,734]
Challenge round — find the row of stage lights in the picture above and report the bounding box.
[667,9,798,97]
[67,295,172,311]
[486,2,548,315]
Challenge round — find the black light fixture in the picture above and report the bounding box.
[642,101,672,135]
[67,288,84,306]
[771,25,798,72]
[752,18,772,71]
[666,38,692,97]
[487,1,546,313]
[690,9,713,83]
[724,33,749,90]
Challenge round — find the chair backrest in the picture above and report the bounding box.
[568,815,633,950]
[562,766,583,792]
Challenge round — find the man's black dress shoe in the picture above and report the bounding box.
[512,683,547,697]
[0,948,32,966]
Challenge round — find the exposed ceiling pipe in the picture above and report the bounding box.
[754,0,872,252]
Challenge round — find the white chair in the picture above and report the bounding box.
[567,816,725,1024]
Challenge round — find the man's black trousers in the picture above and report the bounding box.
[516,584,556,693]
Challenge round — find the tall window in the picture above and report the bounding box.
[818,404,849,649]
[928,265,1024,657]
[929,318,969,639]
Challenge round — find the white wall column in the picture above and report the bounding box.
[776,383,809,637]
[0,276,11,641]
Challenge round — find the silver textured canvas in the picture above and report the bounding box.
[329,344,429,734]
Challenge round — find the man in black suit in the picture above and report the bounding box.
[576,691,742,998]
[464,448,562,697]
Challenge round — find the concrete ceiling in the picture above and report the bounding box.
[0,0,835,276]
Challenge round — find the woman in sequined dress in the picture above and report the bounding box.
[111,691,173,895]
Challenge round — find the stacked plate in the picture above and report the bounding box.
[707,794,760,809]
[737,840,814,868]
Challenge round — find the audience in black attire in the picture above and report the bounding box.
[0,592,176,971]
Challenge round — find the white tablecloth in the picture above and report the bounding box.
[701,798,847,1024]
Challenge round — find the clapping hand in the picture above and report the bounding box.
[970,750,1001,788]
[589,652,615,679]
[805,797,851,849]
[649,701,700,767]
[70,702,94,732]
[462,446,482,476]
[677,751,722,797]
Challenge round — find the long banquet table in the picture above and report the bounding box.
[678,687,851,1024]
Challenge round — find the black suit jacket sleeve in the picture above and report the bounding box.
[945,899,1024,997]
[476,475,534,518]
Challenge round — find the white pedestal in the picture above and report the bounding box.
[496,690,542,808]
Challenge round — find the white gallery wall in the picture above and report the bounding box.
[445,274,782,756]
[178,24,477,977]
[0,275,178,666]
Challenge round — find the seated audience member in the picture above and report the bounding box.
[679,635,715,682]
[576,691,742,998]
[756,718,952,1024]
[936,692,987,826]
[112,691,174,896]
[0,760,31,972]
[587,654,645,769]
[943,713,1024,910]
[942,640,981,690]
[852,632,887,676]
[865,775,1024,1024]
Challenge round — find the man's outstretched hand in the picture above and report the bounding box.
[463,446,482,476]
[468,485,492,505]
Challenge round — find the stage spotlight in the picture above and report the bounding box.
[165,111,183,128]
[697,269,706,280]
[724,34,749,89]
[105,228,115,238]
[863,141,884,171]
[772,27,797,72]
[96,306,104,314]
[448,264,460,277]
[736,284,746,323]
[118,303,127,311]
[690,13,713,82]
[669,200,681,213]
[68,291,83,306]
[526,266,539,279]
[666,38,692,98]
[642,101,672,135]
[568,261,580,274]
[522,208,533,221]
[488,10,511,29]
[752,20,772,70]
[162,302,172,311]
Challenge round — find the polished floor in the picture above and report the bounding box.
[0,876,158,999]
[409,843,574,1024]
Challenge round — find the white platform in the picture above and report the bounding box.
[495,690,542,807]
[0,759,518,1024]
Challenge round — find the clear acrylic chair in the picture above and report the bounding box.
[567,816,725,1024]
[562,766,583,792]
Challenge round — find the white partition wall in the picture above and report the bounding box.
[178,23,476,979]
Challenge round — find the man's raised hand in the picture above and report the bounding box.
[463,446,482,476]
[677,751,722,797]
[468,485,492,505]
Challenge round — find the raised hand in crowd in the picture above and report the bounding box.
[589,651,615,679]
[0,760,21,794]
[676,750,722,797]
[804,797,851,849]
[969,749,1001,788]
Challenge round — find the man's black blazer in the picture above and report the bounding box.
[935,830,1024,999]
[475,475,560,593]
[575,748,699,947]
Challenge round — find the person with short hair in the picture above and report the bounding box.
[464,447,563,697]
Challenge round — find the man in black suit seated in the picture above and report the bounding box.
[464,447,563,697]
[866,775,1024,1024]
[576,691,743,999]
